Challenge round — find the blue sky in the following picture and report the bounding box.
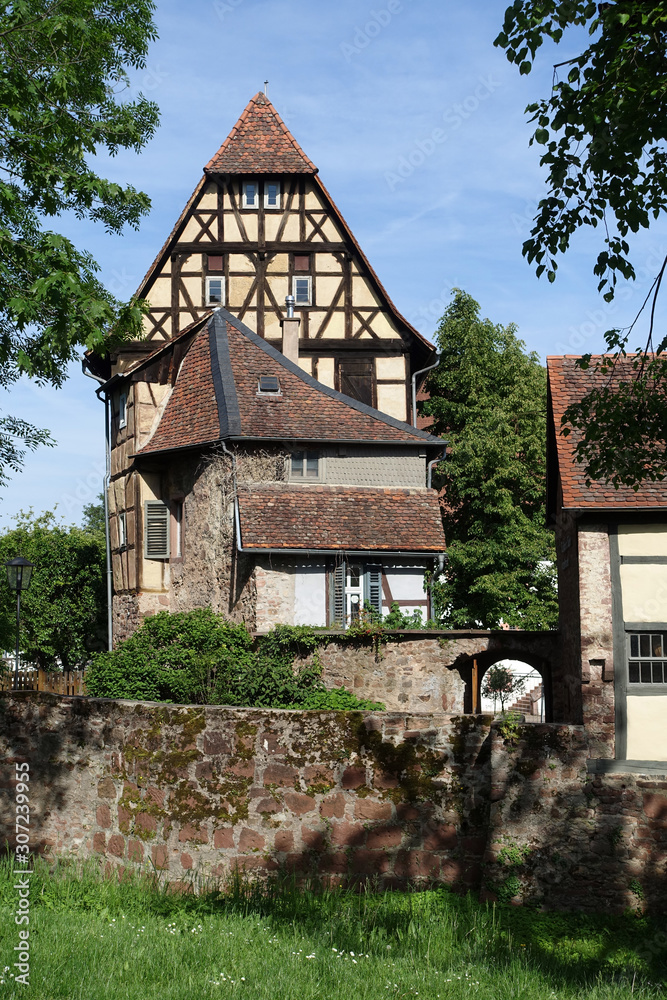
[2,0,666,529]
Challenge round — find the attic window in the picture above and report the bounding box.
[264,181,281,209]
[293,254,311,272]
[257,375,281,395]
[207,255,223,272]
[243,182,257,209]
[293,276,312,306]
[205,276,225,306]
[118,392,127,429]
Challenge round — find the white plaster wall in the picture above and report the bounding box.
[384,565,428,618]
[294,562,327,626]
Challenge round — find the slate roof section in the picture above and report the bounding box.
[547,355,667,510]
[205,92,317,175]
[137,310,443,456]
[236,484,446,552]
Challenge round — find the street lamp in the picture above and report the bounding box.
[5,557,34,690]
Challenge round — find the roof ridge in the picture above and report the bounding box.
[205,92,317,175]
[215,307,442,444]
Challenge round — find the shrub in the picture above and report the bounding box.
[85,609,384,710]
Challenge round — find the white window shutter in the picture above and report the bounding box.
[144,501,170,559]
[366,565,383,617]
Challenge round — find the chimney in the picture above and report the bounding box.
[281,295,300,364]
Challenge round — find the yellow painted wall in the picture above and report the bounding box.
[180,275,202,305]
[377,356,406,380]
[626,695,667,760]
[317,275,344,302]
[352,276,380,308]
[199,183,218,210]
[620,563,667,622]
[316,357,335,388]
[266,253,289,273]
[618,525,667,557]
[376,383,407,421]
[223,212,243,242]
[317,254,343,274]
[148,277,172,309]
[229,253,256,273]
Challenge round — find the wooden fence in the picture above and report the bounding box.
[0,667,86,696]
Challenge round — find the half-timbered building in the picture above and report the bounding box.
[86,93,446,640]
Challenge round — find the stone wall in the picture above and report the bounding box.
[1,693,665,913]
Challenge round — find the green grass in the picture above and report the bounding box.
[0,856,665,999]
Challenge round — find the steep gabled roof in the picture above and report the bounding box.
[135,309,443,456]
[237,484,446,552]
[205,92,317,175]
[547,355,667,513]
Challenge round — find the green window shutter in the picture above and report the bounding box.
[144,501,170,559]
[332,562,345,626]
[365,564,383,617]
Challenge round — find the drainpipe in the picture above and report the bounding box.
[411,352,440,428]
[81,359,113,651]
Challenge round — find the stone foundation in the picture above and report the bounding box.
[1,693,665,912]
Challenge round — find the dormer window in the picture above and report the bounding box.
[205,276,225,306]
[264,181,281,209]
[243,181,258,209]
[293,276,312,306]
[257,375,281,395]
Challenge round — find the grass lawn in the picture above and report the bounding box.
[0,857,665,999]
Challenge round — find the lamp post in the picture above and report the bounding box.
[5,557,34,690]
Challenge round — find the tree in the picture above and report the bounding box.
[0,1,159,486]
[495,2,667,488]
[423,290,558,630]
[481,664,526,715]
[0,509,106,669]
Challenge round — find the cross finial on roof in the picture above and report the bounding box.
[264,79,269,96]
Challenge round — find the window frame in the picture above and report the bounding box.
[118,511,127,550]
[257,375,282,397]
[292,275,313,307]
[242,181,258,209]
[205,276,225,307]
[118,392,127,430]
[289,450,321,482]
[264,180,281,210]
[626,629,667,687]
[170,498,184,562]
[329,561,383,626]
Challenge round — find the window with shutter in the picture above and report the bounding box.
[336,359,375,407]
[365,565,383,617]
[144,501,170,559]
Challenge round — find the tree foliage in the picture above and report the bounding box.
[0,0,159,485]
[423,290,557,630]
[496,1,667,488]
[0,508,106,668]
[85,609,385,709]
[481,664,526,714]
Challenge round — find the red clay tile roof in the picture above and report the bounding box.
[205,92,317,175]
[548,355,667,509]
[237,484,445,551]
[137,311,442,455]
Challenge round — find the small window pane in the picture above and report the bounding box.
[294,277,311,305]
[291,452,304,477]
[629,662,640,683]
[349,565,361,588]
[640,634,651,657]
[207,255,223,272]
[305,452,319,477]
[652,634,664,657]
[244,183,257,208]
[266,182,280,207]
[653,661,664,683]
[294,254,311,271]
[206,278,224,305]
[641,661,652,683]
[630,634,639,658]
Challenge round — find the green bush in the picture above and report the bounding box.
[85,609,384,710]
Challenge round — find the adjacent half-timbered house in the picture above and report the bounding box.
[86,93,446,640]
[547,355,667,765]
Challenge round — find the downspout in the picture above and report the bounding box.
[81,359,113,651]
[427,444,448,619]
[411,352,440,428]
